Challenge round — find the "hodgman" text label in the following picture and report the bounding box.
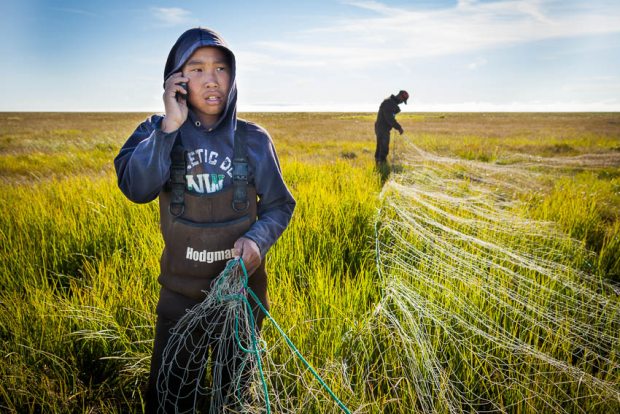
[185,246,234,263]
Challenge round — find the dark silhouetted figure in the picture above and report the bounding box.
[375,90,409,164]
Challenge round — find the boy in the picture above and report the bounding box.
[114,27,296,412]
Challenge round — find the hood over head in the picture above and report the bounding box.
[164,27,237,134]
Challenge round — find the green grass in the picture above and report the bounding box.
[1,112,619,413]
[523,171,620,278]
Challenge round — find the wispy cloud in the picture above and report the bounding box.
[150,7,196,27]
[251,0,620,67]
[49,7,97,17]
[340,0,402,15]
[468,57,488,70]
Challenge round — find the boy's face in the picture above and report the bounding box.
[182,46,231,126]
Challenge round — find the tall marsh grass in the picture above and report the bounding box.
[1,112,619,412]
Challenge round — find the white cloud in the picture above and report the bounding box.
[150,7,196,27]
[50,7,97,17]
[341,0,402,15]
[232,1,620,111]
[252,0,620,67]
[467,57,488,70]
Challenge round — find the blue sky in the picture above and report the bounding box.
[2,0,620,112]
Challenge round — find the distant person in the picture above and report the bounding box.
[375,90,409,164]
[114,27,295,412]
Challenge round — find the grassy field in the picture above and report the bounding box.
[1,112,619,413]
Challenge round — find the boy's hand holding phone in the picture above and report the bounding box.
[162,72,189,133]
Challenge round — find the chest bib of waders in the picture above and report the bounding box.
[157,122,268,320]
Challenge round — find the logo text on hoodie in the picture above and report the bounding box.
[185,148,235,194]
[186,246,235,263]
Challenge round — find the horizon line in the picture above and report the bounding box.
[3,103,620,113]
[1,108,620,114]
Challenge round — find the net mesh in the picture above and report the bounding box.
[153,136,619,413]
[157,260,264,413]
[362,136,620,413]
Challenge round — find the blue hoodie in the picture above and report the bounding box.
[114,28,295,257]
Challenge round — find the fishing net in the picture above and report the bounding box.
[157,259,264,413]
[155,135,619,413]
[358,135,620,413]
[156,259,351,414]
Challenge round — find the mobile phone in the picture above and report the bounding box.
[176,82,188,101]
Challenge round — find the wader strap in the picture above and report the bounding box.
[169,139,186,217]
[232,122,249,212]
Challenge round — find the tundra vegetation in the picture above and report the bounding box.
[1,112,619,413]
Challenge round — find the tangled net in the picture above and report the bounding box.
[157,259,264,413]
[157,259,351,414]
[358,135,620,413]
